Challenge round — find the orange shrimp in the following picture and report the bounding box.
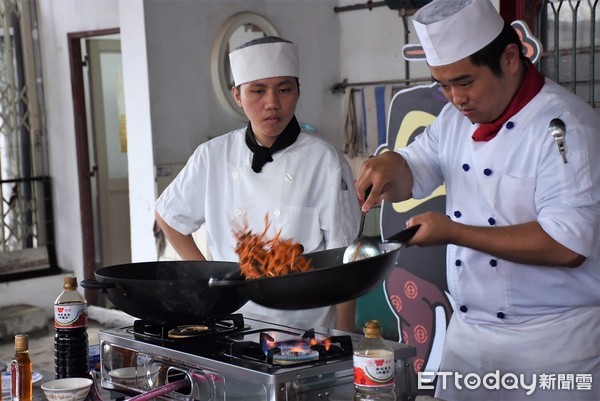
[233,214,313,279]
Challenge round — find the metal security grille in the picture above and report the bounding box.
[538,0,599,110]
[0,0,54,280]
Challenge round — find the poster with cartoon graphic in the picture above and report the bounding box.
[371,83,452,378]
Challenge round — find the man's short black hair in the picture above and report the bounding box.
[469,22,528,77]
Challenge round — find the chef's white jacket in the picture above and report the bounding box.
[156,128,361,329]
[398,79,599,400]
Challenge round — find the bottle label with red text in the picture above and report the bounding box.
[54,304,87,328]
[354,354,395,387]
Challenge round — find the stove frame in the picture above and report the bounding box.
[98,314,417,400]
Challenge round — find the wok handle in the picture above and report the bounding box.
[80,279,115,291]
[81,279,130,296]
[384,224,420,243]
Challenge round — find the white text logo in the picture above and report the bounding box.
[418,371,593,396]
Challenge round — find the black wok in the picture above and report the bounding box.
[209,236,412,310]
[81,261,248,324]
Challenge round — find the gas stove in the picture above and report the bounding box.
[98,313,417,400]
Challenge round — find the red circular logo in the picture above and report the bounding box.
[414,358,425,372]
[404,281,418,299]
[414,325,428,343]
[389,294,403,312]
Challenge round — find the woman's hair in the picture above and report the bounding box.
[469,22,528,77]
[234,35,293,51]
[236,77,300,94]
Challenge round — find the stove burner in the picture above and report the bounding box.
[263,333,322,365]
[249,329,354,366]
[168,325,210,339]
[272,348,320,365]
[130,314,246,344]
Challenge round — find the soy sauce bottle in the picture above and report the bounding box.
[54,276,89,378]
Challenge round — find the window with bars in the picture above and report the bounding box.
[0,0,55,281]
[537,0,599,110]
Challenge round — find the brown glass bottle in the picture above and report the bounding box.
[10,334,32,401]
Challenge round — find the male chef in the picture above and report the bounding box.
[355,0,599,399]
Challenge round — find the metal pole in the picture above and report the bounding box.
[334,1,388,13]
[589,0,598,106]
[550,1,563,83]
[11,6,34,248]
[568,1,580,94]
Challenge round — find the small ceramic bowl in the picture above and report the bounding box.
[41,377,93,401]
[108,366,160,387]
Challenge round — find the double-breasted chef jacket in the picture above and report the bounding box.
[398,78,599,400]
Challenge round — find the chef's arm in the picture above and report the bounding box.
[406,212,586,268]
[335,300,356,332]
[155,211,207,261]
[356,152,414,213]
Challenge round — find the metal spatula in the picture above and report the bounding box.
[343,186,380,263]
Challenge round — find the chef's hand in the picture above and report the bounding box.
[405,211,458,247]
[408,211,586,267]
[355,152,414,213]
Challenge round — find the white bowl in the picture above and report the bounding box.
[41,378,93,401]
[108,366,160,387]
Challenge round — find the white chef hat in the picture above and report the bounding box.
[229,36,299,86]
[412,0,505,66]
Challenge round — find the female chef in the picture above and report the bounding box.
[155,36,360,332]
[355,0,599,400]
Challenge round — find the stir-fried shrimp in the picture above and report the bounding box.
[233,214,313,279]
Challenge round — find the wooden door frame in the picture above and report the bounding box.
[67,28,120,304]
